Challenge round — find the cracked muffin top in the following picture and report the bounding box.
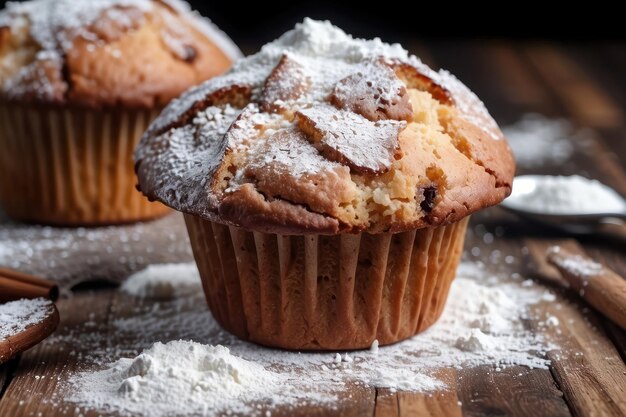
[0,0,241,107]
[135,19,515,234]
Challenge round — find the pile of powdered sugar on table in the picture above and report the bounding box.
[64,260,557,417]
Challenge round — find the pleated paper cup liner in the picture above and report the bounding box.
[185,214,469,350]
[0,103,169,226]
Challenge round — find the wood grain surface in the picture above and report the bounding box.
[0,42,624,416]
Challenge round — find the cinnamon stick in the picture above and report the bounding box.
[0,268,58,303]
[547,247,626,331]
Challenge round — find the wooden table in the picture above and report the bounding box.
[1,42,625,416]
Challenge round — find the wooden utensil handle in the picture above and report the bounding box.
[547,248,626,330]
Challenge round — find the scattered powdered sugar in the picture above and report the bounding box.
[70,341,283,417]
[246,127,347,179]
[502,114,583,168]
[506,175,626,215]
[66,260,554,416]
[120,263,200,299]
[367,368,444,392]
[295,104,405,173]
[135,104,243,215]
[0,298,52,340]
[0,212,192,290]
[547,246,604,278]
[455,328,497,352]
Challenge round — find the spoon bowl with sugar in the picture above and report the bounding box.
[500,175,626,233]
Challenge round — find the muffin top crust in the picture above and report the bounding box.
[0,0,241,107]
[136,19,515,235]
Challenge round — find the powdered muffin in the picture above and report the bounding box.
[136,19,515,350]
[0,0,241,225]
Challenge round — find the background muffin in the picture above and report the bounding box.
[0,0,241,225]
[135,19,515,350]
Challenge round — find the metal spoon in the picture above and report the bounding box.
[500,175,626,236]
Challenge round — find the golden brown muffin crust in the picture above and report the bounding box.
[0,0,241,108]
[135,19,515,235]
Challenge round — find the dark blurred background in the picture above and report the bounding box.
[185,1,625,47]
[1,0,625,49]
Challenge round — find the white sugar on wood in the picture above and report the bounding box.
[507,175,625,214]
[0,212,192,290]
[502,114,578,168]
[70,341,283,417]
[0,298,51,340]
[67,260,554,416]
[120,263,200,299]
[547,247,604,278]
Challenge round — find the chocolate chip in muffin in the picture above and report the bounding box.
[181,45,197,63]
[419,185,437,213]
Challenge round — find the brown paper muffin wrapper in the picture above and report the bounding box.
[0,103,169,225]
[185,214,469,350]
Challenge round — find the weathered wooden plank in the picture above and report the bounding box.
[374,388,398,417]
[525,238,626,417]
[372,369,462,417]
[0,212,193,291]
[457,366,570,417]
[605,322,626,362]
[397,369,461,417]
[0,359,17,399]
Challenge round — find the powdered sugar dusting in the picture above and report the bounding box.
[70,341,284,417]
[148,18,500,150]
[0,297,53,340]
[65,259,554,415]
[296,104,404,173]
[548,247,604,278]
[135,104,242,215]
[120,263,200,299]
[0,0,241,101]
[437,69,503,140]
[331,59,412,122]
[0,212,193,290]
[246,127,346,179]
[502,114,580,168]
[1,0,152,52]
[138,19,506,223]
